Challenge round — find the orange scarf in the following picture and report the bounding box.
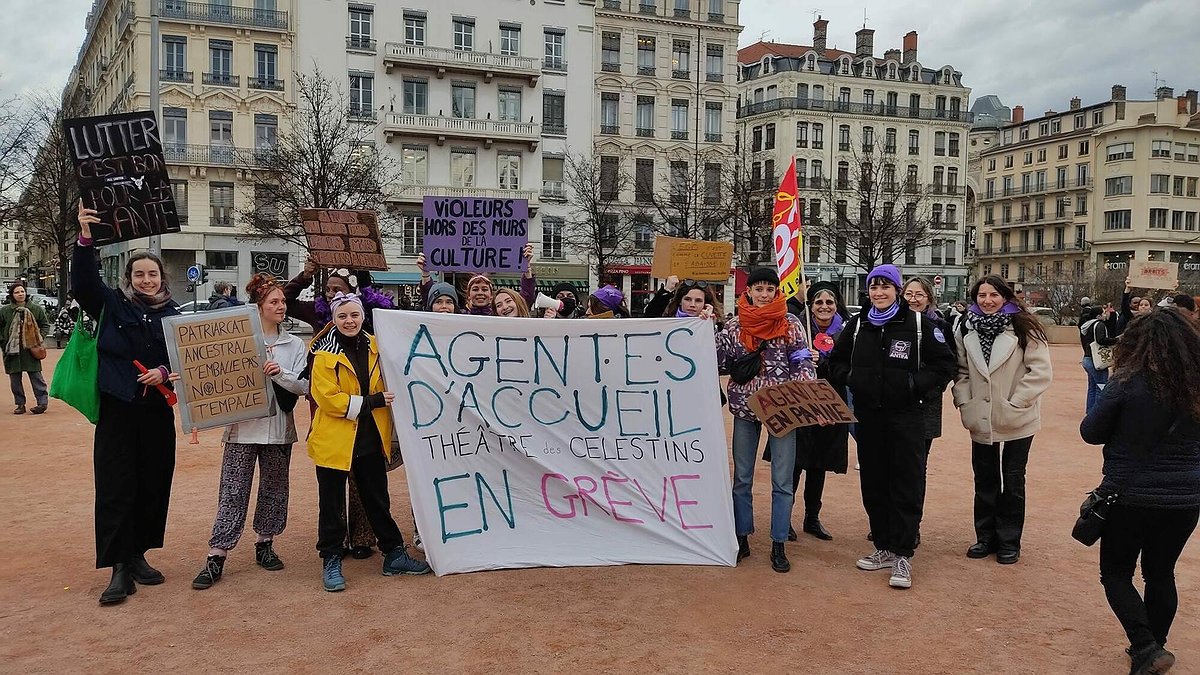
[737,291,790,352]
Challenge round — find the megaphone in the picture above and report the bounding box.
[532,292,562,312]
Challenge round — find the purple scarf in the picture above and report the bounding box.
[866,302,900,327]
[675,308,691,318]
[816,311,845,337]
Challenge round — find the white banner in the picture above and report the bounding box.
[374,311,736,575]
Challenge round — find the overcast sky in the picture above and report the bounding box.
[1,0,1197,117]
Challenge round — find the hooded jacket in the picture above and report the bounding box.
[307,330,394,471]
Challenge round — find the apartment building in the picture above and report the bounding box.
[592,0,741,313]
[973,85,1200,296]
[63,0,302,299]
[1,225,22,281]
[737,18,972,302]
[295,0,596,297]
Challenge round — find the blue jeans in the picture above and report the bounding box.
[732,417,797,543]
[1082,356,1109,414]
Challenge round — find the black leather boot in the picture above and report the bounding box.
[736,535,750,562]
[130,554,164,585]
[770,542,791,573]
[99,564,135,606]
[803,514,833,540]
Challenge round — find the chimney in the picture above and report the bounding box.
[813,17,828,52]
[1070,97,1081,110]
[1012,105,1025,124]
[855,28,875,58]
[1180,96,1189,115]
[902,31,918,64]
[1156,86,1175,100]
[1045,109,1056,118]
[884,48,900,62]
[1187,90,1198,114]
[1112,84,1127,101]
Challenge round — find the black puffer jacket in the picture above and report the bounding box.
[1081,372,1200,509]
[827,303,956,412]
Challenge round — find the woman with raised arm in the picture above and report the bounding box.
[74,202,181,606]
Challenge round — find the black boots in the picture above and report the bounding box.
[192,555,226,590]
[1128,644,1174,675]
[803,514,833,540]
[99,564,135,606]
[770,542,791,573]
[736,535,750,562]
[130,554,165,585]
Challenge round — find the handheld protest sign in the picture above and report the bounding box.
[747,379,856,438]
[650,236,734,282]
[421,196,530,273]
[162,305,274,433]
[1128,261,1178,291]
[300,209,388,271]
[64,111,181,246]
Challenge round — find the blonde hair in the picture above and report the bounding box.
[492,287,530,317]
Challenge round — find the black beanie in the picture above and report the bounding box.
[551,282,578,300]
[746,267,780,288]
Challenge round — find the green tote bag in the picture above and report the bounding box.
[49,311,101,424]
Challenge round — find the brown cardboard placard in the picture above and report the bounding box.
[300,208,388,271]
[747,379,856,437]
[1128,260,1178,291]
[650,236,734,282]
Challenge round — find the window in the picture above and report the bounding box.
[1149,208,1168,229]
[349,73,373,114]
[500,24,521,56]
[1058,144,1068,160]
[1020,127,1029,141]
[985,179,995,199]
[908,129,919,155]
[451,83,476,118]
[206,250,238,270]
[451,150,476,187]
[1152,140,1172,158]
[637,36,655,75]
[1054,196,1065,219]
[669,161,688,203]
[1149,174,1170,194]
[838,88,850,110]
[1080,140,1090,156]
[1172,210,1185,230]
[1075,113,1085,130]
[403,78,427,115]
[698,102,719,141]
[544,30,565,70]
[988,158,996,171]
[1037,149,1046,163]
[349,7,372,45]
[885,127,896,153]
[1188,177,1198,197]
[1187,212,1198,231]
[634,218,653,250]
[498,89,521,122]
[1076,194,1087,216]
[1000,264,1010,279]
[1077,163,1090,185]
[600,93,619,133]
[1093,109,1104,125]
[163,108,186,149]
[497,153,520,190]
[254,44,277,85]
[811,123,823,149]
[838,125,850,152]
[542,218,564,259]
[209,39,232,82]
[600,156,619,200]
[765,123,775,150]
[1105,176,1133,196]
[1107,142,1134,161]
[1034,228,1044,251]
[862,126,874,152]
[601,32,620,71]
[170,180,188,223]
[705,163,720,205]
[636,96,654,136]
[400,145,428,185]
[399,213,425,256]
[1174,176,1185,196]
[1051,119,1061,134]
[209,111,232,157]
[543,91,565,134]
[671,40,690,77]
[1190,145,1200,162]
[404,12,426,46]
[705,44,723,81]
[1104,209,1131,230]
[1056,166,1068,188]
[670,99,688,139]
[752,126,762,152]
[254,114,276,151]
[1023,151,1033,165]
[1005,155,1014,168]
[453,18,474,51]
[210,182,234,226]
[163,36,186,76]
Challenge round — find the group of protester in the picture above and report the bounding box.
[57,201,1200,674]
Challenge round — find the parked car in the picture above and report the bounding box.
[176,300,211,314]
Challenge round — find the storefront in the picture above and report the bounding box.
[1170,251,1200,294]
[493,262,590,301]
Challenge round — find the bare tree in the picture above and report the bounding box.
[562,150,638,283]
[238,68,399,249]
[634,148,733,243]
[1027,267,1092,325]
[723,145,774,271]
[0,93,35,225]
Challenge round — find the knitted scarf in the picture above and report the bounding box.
[969,310,1011,364]
[675,308,691,318]
[866,301,900,326]
[120,282,172,311]
[736,291,790,352]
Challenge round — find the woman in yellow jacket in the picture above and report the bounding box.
[309,292,430,591]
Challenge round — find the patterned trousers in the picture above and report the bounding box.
[346,474,375,548]
[208,443,292,551]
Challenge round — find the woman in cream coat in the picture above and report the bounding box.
[953,275,1052,565]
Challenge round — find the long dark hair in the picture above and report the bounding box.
[968,275,1047,349]
[1114,309,1200,420]
[123,251,168,285]
[664,282,724,317]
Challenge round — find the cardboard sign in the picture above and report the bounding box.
[162,306,274,432]
[1128,261,1179,291]
[421,197,529,273]
[650,236,734,282]
[747,379,856,437]
[64,111,181,246]
[374,311,736,575]
[301,209,388,271]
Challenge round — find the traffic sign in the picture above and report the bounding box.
[933,274,943,287]
[187,264,202,282]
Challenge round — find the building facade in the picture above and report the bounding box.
[972,85,1200,300]
[63,0,303,301]
[737,18,973,302]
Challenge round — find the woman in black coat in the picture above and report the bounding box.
[76,203,181,606]
[1081,308,1200,675]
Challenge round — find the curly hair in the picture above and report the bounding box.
[968,275,1047,349]
[245,272,283,305]
[1113,308,1200,420]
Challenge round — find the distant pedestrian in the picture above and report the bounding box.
[1080,305,1118,414]
[1,281,51,415]
[207,281,243,310]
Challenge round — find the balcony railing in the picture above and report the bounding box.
[672,69,690,80]
[156,1,289,30]
[706,72,723,82]
[636,127,654,138]
[671,131,688,140]
[163,143,269,168]
[637,66,655,76]
[602,0,620,8]
[202,73,239,87]
[248,77,284,91]
[384,113,539,147]
[160,69,193,83]
[544,58,568,72]
[738,97,975,123]
[705,132,722,143]
[390,184,539,203]
[639,3,656,14]
[674,8,691,18]
[601,61,621,73]
[346,36,377,52]
[542,123,566,137]
[541,181,567,201]
[382,43,539,83]
[976,243,1087,258]
[348,107,377,122]
[600,124,619,135]
[978,177,1094,201]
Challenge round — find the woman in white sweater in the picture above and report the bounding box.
[192,274,311,589]
[952,275,1052,565]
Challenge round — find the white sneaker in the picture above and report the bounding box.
[414,532,424,551]
[889,556,912,589]
[856,549,897,571]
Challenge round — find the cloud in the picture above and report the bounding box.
[0,0,91,100]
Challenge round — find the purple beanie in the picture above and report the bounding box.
[866,264,903,289]
[592,285,625,311]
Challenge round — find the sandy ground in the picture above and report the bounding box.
[0,344,1196,674]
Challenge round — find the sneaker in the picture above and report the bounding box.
[889,556,913,589]
[255,541,284,571]
[323,555,347,592]
[192,555,225,590]
[382,545,432,576]
[856,549,897,571]
[1129,644,1174,675]
[414,531,424,552]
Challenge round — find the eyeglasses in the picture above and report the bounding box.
[812,299,837,306]
[903,290,928,300]
[681,279,709,289]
